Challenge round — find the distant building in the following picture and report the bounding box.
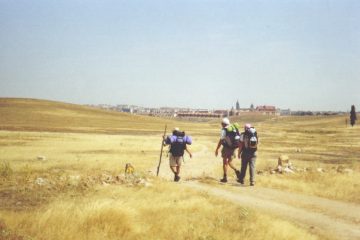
[121,107,133,113]
[195,109,212,114]
[176,112,222,118]
[214,110,229,117]
[280,109,291,116]
[176,108,226,118]
[256,105,280,116]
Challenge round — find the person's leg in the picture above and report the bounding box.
[169,155,176,174]
[170,155,179,181]
[221,159,228,182]
[223,159,229,174]
[249,155,257,186]
[228,159,241,180]
[220,147,229,182]
[170,166,177,174]
[174,157,181,181]
[239,156,248,184]
[170,166,178,181]
[228,160,237,171]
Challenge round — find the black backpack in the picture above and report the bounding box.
[170,131,186,157]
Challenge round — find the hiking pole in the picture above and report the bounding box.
[157,124,167,176]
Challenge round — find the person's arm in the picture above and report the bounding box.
[215,129,226,156]
[163,135,170,146]
[237,142,243,159]
[215,139,222,157]
[185,146,192,158]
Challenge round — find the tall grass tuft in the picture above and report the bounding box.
[0,160,13,178]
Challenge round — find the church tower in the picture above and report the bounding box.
[236,100,240,110]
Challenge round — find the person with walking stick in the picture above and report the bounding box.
[163,127,192,182]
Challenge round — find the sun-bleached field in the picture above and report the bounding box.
[0,130,323,240]
[1,98,359,240]
[249,115,360,203]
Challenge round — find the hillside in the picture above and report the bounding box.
[0,98,207,135]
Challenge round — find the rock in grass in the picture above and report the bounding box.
[35,177,47,186]
[343,168,353,174]
[278,155,290,166]
[37,155,46,161]
[283,167,294,174]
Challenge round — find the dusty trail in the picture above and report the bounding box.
[185,181,360,240]
[153,142,360,240]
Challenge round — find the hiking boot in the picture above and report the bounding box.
[220,177,227,183]
[174,175,181,182]
[237,179,244,184]
[235,170,241,180]
[250,182,255,186]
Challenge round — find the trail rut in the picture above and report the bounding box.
[153,142,360,240]
[184,181,360,240]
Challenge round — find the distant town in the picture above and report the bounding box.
[86,100,346,119]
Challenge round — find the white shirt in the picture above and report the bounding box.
[220,126,229,140]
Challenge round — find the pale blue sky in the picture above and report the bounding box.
[0,0,359,111]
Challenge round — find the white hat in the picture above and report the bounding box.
[222,118,230,126]
[173,127,180,131]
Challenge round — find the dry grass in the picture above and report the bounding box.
[254,170,360,203]
[1,182,322,240]
[249,115,360,202]
[0,98,358,239]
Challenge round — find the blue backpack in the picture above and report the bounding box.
[165,131,192,157]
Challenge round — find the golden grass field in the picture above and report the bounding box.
[0,98,359,240]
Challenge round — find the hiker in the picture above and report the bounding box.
[238,123,258,186]
[163,128,192,182]
[215,118,241,183]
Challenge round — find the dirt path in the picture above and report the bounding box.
[184,181,360,240]
[153,142,360,240]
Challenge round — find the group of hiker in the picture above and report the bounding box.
[162,117,258,186]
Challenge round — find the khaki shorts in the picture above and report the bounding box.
[169,154,182,167]
[222,146,235,163]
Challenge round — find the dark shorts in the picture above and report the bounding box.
[222,146,235,163]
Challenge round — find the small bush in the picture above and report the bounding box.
[0,160,13,178]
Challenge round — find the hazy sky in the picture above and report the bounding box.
[0,0,359,111]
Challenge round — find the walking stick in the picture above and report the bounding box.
[157,125,167,176]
